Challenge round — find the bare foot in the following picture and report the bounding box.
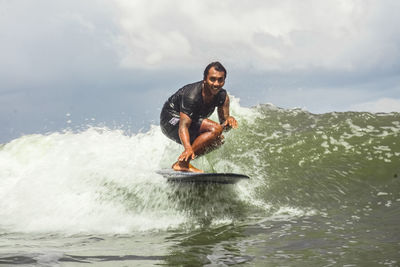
[172,161,203,173]
[188,163,204,173]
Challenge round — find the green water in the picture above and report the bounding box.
[0,105,399,266]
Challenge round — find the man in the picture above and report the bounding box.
[160,62,238,173]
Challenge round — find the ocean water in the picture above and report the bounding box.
[1,99,399,266]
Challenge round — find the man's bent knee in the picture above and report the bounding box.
[210,124,223,138]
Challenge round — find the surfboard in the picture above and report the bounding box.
[157,169,249,184]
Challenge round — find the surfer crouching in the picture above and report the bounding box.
[160,62,238,173]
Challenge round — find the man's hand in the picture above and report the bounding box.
[178,147,195,162]
[222,116,238,130]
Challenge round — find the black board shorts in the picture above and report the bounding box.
[160,105,203,144]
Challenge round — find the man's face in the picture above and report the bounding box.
[204,67,225,95]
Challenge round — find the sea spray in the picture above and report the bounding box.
[1,99,399,236]
[0,127,185,233]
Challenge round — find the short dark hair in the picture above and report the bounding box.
[203,61,227,80]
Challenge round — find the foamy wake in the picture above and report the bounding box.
[0,97,307,234]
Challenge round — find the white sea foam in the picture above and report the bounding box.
[0,127,187,234]
[0,97,271,234]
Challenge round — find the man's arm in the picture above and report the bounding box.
[217,95,238,129]
[178,112,195,161]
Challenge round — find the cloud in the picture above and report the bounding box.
[0,0,118,89]
[2,0,399,77]
[113,0,400,72]
[349,98,400,113]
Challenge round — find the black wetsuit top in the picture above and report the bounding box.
[160,81,227,144]
[164,81,227,121]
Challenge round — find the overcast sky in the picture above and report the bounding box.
[1,0,399,143]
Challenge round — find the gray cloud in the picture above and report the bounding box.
[113,0,400,72]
